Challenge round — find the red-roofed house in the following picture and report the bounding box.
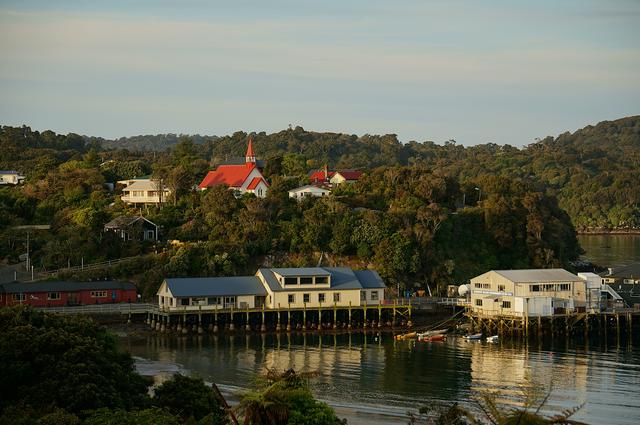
[309,166,363,186]
[198,138,269,198]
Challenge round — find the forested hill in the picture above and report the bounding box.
[1,116,639,230]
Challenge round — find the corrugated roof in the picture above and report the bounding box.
[198,164,257,189]
[334,170,363,180]
[122,179,161,191]
[246,177,267,190]
[164,276,267,297]
[288,185,330,194]
[493,269,581,283]
[0,280,136,293]
[270,267,330,277]
[322,267,363,289]
[257,269,282,292]
[354,270,386,288]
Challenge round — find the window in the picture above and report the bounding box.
[284,277,298,285]
[47,292,61,300]
[207,297,221,305]
[315,276,328,284]
[475,299,482,307]
[333,293,341,302]
[303,293,310,303]
[180,298,189,306]
[497,285,505,292]
[224,296,236,307]
[370,291,379,301]
[12,293,25,302]
[530,284,540,292]
[474,283,490,289]
[502,301,511,309]
[360,291,366,301]
[90,291,107,298]
[559,283,570,291]
[318,293,325,303]
[300,277,313,284]
[288,294,295,304]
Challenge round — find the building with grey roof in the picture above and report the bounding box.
[156,267,386,311]
[470,269,588,318]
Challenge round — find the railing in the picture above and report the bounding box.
[36,303,156,315]
[41,256,140,277]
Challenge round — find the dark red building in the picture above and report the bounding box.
[0,280,138,307]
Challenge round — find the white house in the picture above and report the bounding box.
[288,185,331,200]
[0,171,25,185]
[156,267,386,311]
[119,178,171,206]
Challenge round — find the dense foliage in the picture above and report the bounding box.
[3,117,635,295]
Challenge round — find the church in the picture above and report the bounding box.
[198,137,269,198]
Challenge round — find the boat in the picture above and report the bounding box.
[486,335,499,343]
[418,334,446,342]
[395,332,417,341]
[463,333,483,340]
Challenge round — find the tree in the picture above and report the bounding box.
[0,307,149,415]
[152,374,229,423]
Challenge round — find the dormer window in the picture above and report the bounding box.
[315,276,328,284]
[284,277,297,285]
[300,277,313,284]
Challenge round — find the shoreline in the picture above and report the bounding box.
[577,229,640,235]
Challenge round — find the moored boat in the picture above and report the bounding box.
[463,333,483,340]
[486,335,499,343]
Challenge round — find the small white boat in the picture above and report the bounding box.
[486,335,499,343]
[463,333,483,340]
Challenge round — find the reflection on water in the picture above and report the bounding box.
[578,234,640,268]
[121,332,640,425]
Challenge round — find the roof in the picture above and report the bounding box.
[104,216,156,229]
[604,263,640,279]
[0,170,21,174]
[491,269,581,283]
[271,267,331,277]
[246,177,267,190]
[246,137,255,158]
[0,280,136,293]
[309,170,335,182]
[198,163,256,189]
[163,277,267,297]
[258,267,386,291]
[353,270,386,288]
[334,170,363,180]
[288,185,331,194]
[122,179,163,191]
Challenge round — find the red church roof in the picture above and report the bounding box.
[246,137,255,159]
[246,177,268,190]
[199,163,257,189]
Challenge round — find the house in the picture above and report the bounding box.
[104,216,158,241]
[0,280,138,307]
[198,138,269,198]
[288,185,331,200]
[0,170,25,185]
[309,167,363,186]
[602,263,640,285]
[156,267,386,311]
[605,283,640,309]
[469,269,587,317]
[119,178,171,206]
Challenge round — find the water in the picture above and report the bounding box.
[121,235,640,424]
[121,333,640,425]
[578,234,640,269]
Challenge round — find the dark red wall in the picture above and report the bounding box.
[1,288,137,307]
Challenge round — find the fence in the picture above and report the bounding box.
[41,256,140,278]
[36,303,156,315]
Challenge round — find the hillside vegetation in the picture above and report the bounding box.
[0,117,636,295]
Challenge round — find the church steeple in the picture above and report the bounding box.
[245,136,256,165]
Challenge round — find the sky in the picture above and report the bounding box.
[0,1,639,146]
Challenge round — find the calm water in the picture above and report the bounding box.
[578,234,640,269]
[122,235,640,424]
[122,333,640,425]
